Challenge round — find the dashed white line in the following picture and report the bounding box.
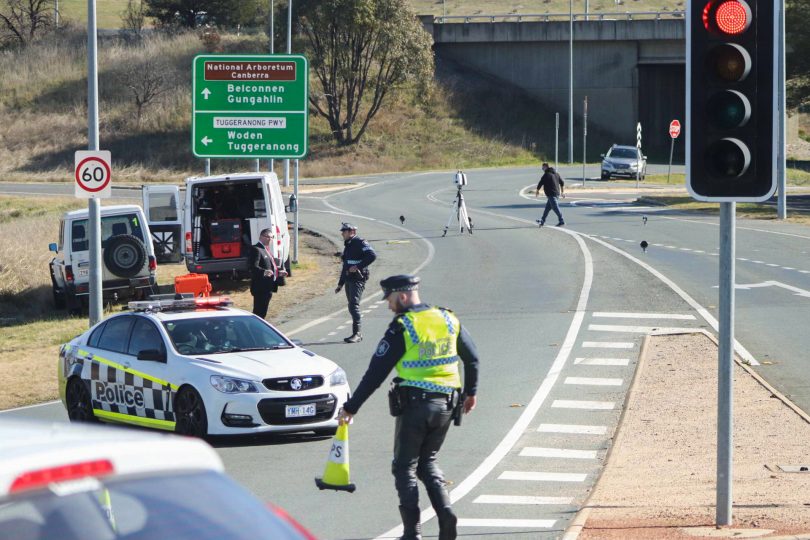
[574,357,630,366]
[593,312,696,320]
[474,495,573,505]
[500,471,587,482]
[582,341,634,349]
[537,423,607,435]
[327,332,337,336]
[519,447,597,459]
[564,377,623,386]
[552,400,615,410]
[458,518,556,528]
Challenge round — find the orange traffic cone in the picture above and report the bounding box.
[315,423,356,493]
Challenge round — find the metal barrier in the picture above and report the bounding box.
[434,11,685,23]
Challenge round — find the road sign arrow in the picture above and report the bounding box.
[201,136,213,146]
[201,88,211,100]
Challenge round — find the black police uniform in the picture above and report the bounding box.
[337,224,376,342]
[342,275,480,540]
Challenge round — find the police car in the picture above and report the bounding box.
[0,420,316,540]
[58,296,350,437]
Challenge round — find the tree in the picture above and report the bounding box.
[787,0,810,108]
[117,59,172,126]
[0,0,51,47]
[144,0,263,29]
[122,0,147,38]
[300,0,434,146]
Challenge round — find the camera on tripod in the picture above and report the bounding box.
[454,170,468,187]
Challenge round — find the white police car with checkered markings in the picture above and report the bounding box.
[58,296,350,438]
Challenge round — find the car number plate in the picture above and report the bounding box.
[77,268,89,277]
[285,403,316,418]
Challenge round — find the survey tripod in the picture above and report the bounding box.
[442,185,473,237]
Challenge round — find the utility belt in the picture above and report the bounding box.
[388,380,463,425]
[344,267,369,282]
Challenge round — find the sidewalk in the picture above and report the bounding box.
[569,332,810,540]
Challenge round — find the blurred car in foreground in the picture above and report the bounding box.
[0,421,316,540]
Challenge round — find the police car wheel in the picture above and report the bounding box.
[66,378,97,423]
[175,387,208,437]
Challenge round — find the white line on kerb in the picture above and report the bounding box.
[519,447,597,459]
[574,357,630,366]
[588,324,698,334]
[474,494,573,505]
[593,312,696,320]
[500,471,587,482]
[458,518,557,528]
[564,377,623,386]
[537,423,607,435]
[552,400,615,410]
[582,341,634,349]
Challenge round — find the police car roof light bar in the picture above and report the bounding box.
[127,296,233,312]
[10,459,115,494]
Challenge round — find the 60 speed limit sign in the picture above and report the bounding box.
[74,150,112,199]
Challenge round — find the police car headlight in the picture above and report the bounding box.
[210,375,259,393]
[329,368,347,386]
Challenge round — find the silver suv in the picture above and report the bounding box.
[49,205,157,312]
[601,144,647,180]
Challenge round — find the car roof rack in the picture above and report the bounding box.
[126,296,233,313]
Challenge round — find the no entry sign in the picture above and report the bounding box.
[669,119,681,139]
[74,150,112,199]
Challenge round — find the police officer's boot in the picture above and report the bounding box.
[398,506,422,540]
[344,323,362,343]
[426,488,457,540]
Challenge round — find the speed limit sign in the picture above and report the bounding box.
[74,150,112,199]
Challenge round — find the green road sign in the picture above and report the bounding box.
[192,54,308,159]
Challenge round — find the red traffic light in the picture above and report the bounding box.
[703,0,752,36]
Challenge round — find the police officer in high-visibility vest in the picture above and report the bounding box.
[338,275,479,540]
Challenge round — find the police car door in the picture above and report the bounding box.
[142,185,183,263]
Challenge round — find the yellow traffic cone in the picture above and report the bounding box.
[315,423,356,493]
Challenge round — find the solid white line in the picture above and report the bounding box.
[582,341,634,349]
[519,447,597,459]
[474,494,573,505]
[564,377,623,386]
[593,312,696,320]
[552,400,615,410]
[500,471,587,482]
[458,518,557,528]
[0,400,60,414]
[574,357,629,366]
[537,423,607,435]
[588,324,697,333]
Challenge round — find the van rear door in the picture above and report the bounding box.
[266,175,289,266]
[142,185,183,263]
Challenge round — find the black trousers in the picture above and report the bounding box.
[391,390,454,511]
[344,279,366,331]
[252,291,272,319]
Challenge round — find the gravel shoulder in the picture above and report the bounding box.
[577,332,810,540]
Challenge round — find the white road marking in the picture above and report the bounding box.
[732,281,810,298]
[582,341,634,349]
[593,312,696,320]
[327,331,337,336]
[537,423,607,435]
[574,357,630,366]
[474,494,573,505]
[564,377,623,386]
[783,267,795,270]
[519,447,597,459]
[588,324,698,333]
[361,309,372,313]
[336,325,347,330]
[552,400,615,410]
[766,263,780,267]
[500,471,587,482]
[458,518,557,528]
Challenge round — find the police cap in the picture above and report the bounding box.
[340,222,357,232]
[380,274,420,299]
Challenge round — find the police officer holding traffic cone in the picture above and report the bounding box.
[338,275,480,540]
[335,223,377,343]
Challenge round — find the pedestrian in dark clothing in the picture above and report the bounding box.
[335,222,377,343]
[535,162,566,227]
[249,228,286,318]
[338,274,479,540]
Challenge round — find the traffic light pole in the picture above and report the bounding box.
[716,201,735,526]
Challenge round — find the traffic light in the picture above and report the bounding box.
[687,0,777,201]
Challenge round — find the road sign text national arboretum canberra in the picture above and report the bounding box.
[192,55,308,159]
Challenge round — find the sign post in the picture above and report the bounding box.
[636,122,642,188]
[192,55,308,159]
[668,119,681,183]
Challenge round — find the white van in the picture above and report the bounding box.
[143,172,291,278]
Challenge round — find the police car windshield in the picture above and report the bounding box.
[164,316,292,355]
[0,470,310,540]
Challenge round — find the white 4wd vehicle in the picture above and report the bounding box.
[49,205,157,311]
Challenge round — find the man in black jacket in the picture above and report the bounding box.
[334,222,376,343]
[535,162,566,227]
[249,228,286,318]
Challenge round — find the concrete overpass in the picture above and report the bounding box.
[421,13,685,163]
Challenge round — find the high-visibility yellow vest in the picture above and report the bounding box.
[395,307,462,394]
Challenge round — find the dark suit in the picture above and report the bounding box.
[250,242,280,318]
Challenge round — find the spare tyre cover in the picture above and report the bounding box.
[104,234,147,278]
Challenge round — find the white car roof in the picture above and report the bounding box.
[62,204,145,221]
[0,420,223,496]
[185,173,272,185]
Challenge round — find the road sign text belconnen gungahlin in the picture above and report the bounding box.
[192,55,308,159]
